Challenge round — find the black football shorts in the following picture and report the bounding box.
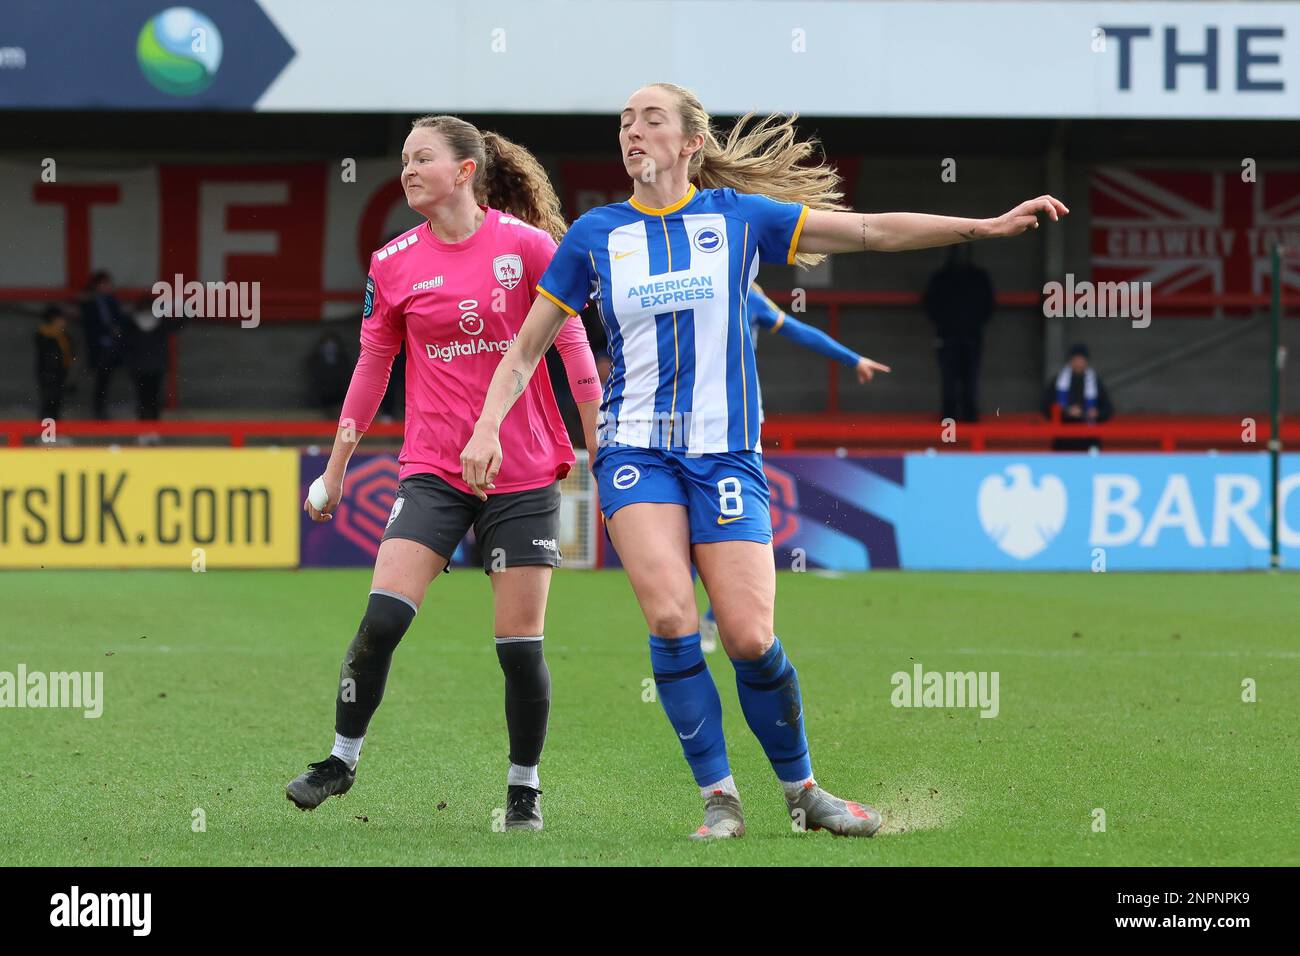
[380,472,562,573]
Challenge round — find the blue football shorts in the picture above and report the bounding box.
[591,445,772,545]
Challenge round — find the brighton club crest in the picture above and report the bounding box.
[493,254,523,290]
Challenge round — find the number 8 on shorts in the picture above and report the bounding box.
[717,476,744,519]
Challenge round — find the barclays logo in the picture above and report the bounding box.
[978,464,1068,559]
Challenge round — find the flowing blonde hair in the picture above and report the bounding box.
[648,82,846,269]
[410,115,567,243]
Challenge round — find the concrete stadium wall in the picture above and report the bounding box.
[2,113,1297,419]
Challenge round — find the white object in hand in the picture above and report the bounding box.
[308,476,330,511]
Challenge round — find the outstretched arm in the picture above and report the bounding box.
[460,296,570,499]
[751,284,891,384]
[798,195,1069,254]
[772,311,858,365]
[771,313,891,383]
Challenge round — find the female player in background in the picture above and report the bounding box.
[697,282,890,651]
[285,115,602,831]
[461,83,1067,839]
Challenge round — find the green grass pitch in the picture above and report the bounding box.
[1,569,1296,866]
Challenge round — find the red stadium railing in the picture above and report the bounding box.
[0,419,402,448]
[2,416,1293,452]
[759,414,1296,451]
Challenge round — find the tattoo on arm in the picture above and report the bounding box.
[861,215,869,251]
[511,369,525,397]
[956,228,979,242]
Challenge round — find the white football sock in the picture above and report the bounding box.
[781,775,816,801]
[507,763,540,789]
[331,733,363,770]
[700,774,740,800]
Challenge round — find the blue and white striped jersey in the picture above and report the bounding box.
[537,185,807,454]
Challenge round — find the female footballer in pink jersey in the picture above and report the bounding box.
[461,83,1066,841]
[285,116,602,830]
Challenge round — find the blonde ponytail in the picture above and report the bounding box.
[651,83,845,268]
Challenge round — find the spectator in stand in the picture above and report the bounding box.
[35,304,75,421]
[923,244,994,423]
[126,293,182,425]
[308,330,354,419]
[1041,343,1114,450]
[79,270,128,419]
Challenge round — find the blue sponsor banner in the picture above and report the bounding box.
[1,1,294,110]
[901,452,1300,571]
[299,450,1300,571]
[764,455,904,571]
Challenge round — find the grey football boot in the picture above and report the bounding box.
[689,789,746,840]
[787,781,883,837]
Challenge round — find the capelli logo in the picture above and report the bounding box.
[412,276,444,292]
[50,886,151,936]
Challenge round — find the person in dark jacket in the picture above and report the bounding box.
[35,304,75,421]
[80,270,128,418]
[125,293,181,421]
[1042,343,1114,450]
[308,330,354,419]
[924,244,995,423]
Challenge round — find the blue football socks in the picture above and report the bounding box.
[731,636,813,783]
[649,633,730,786]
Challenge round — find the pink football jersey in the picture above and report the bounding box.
[340,207,601,494]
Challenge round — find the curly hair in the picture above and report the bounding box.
[410,115,567,243]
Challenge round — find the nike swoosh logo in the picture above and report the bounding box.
[717,515,743,525]
[679,718,706,740]
[614,249,639,260]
